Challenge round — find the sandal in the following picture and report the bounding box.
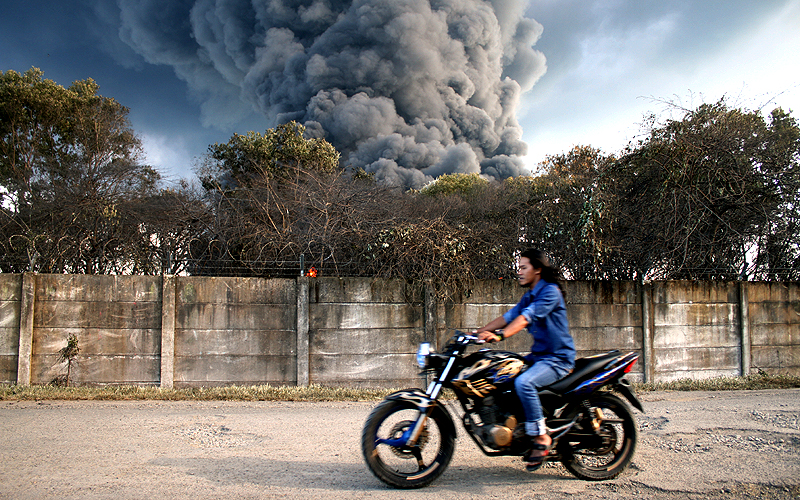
[524,441,552,472]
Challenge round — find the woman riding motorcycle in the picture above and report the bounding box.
[475,249,575,469]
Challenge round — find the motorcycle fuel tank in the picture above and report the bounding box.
[451,350,526,398]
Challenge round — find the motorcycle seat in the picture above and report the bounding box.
[544,350,621,393]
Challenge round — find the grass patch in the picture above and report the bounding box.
[635,372,800,392]
[1,373,798,402]
[0,383,398,402]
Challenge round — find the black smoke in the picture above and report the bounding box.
[114,0,546,187]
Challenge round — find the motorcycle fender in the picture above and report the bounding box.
[615,378,645,413]
[386,388,438,411]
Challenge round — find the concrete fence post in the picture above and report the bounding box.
[160,275,176,389]
[16,272,35,386]
[738,281,751,376]
[640,282,655,383]
[424,280,437,344]
[296,277,310,387]
[423,280,437,388]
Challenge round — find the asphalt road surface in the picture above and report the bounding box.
[1,389,798,499]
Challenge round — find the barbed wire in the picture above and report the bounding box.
[0,254,797,281]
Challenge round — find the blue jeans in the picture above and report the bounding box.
[514,357,573,436]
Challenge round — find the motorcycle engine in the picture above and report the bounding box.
[475,396,519,449]
[451,350,527,450]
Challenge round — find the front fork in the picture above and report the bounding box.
[410,355,457,445]
[385,355,458,449]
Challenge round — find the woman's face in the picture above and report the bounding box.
[517,256,541,288]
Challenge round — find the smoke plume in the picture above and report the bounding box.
[115,0,546,187]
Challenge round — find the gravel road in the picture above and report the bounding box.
[1,389,798,500]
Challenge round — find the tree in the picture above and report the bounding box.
[606,99,800,280]
[0,68,161,273]
[188,122,343,275]
[129,182,213,275]
[0,67,65,204]
[200,121,340,190]
[522,146,617,279]
[746,108,800,280]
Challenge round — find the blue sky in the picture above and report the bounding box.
[2,0,798,183]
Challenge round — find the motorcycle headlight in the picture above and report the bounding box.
[416,342,431,369]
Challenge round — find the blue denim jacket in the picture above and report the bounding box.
[503,280,575,366]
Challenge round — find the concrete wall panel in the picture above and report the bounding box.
[747,282,800,374]
[445,303,512,330]
[174,354,295,386]
[655,346,740,374]
[33,301,162,329]
[175,329,295,356]
[32,353,160,385]
[654,303,738,328]
[27,275,162,385]
[310,352,421,388]
[749,323,799,346]
[653,325,739,349]
[32,328,160,355]
[0,298,20,381]
[173,277,296,386]
[571,326,641,351]
[177,277,295,304]
[310,303,423,330]
[747,282,800,302]
[308,278,424,387]
[311,327,425,354]
[749,302,800,325]
[458,279,520,304]
[35,274,160,303]
[177,303,295,331]
[752,346,800,371]
[652,281,738,304]
[570,304,641,328]
[312,277,424,304]
[0,300,20,329]
[566,281,640,304]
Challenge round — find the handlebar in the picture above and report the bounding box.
[454,330,505,344]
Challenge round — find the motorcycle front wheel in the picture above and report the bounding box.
[558,392,638,481]
[361,399,456,489]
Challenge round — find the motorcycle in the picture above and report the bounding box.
[361,330,644,489]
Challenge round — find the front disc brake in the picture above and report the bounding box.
[388,420,430,458]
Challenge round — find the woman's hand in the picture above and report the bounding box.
[476,330,502,343]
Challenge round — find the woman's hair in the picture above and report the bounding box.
[520,249,563,291]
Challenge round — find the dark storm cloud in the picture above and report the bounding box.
[113,0,546,187]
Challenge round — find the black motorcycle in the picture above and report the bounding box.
[361,331,644,488]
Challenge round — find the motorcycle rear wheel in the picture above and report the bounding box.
[361,399,455,489]
[558,392,638,481]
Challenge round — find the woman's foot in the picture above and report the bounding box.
[524,434,552,471]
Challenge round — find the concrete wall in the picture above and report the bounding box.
[309,279,426,388]
[748,282,800,374]
[649,282,743,381]
[171,277,297,387]
[30,274,162,385]
[2,274,798,387]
